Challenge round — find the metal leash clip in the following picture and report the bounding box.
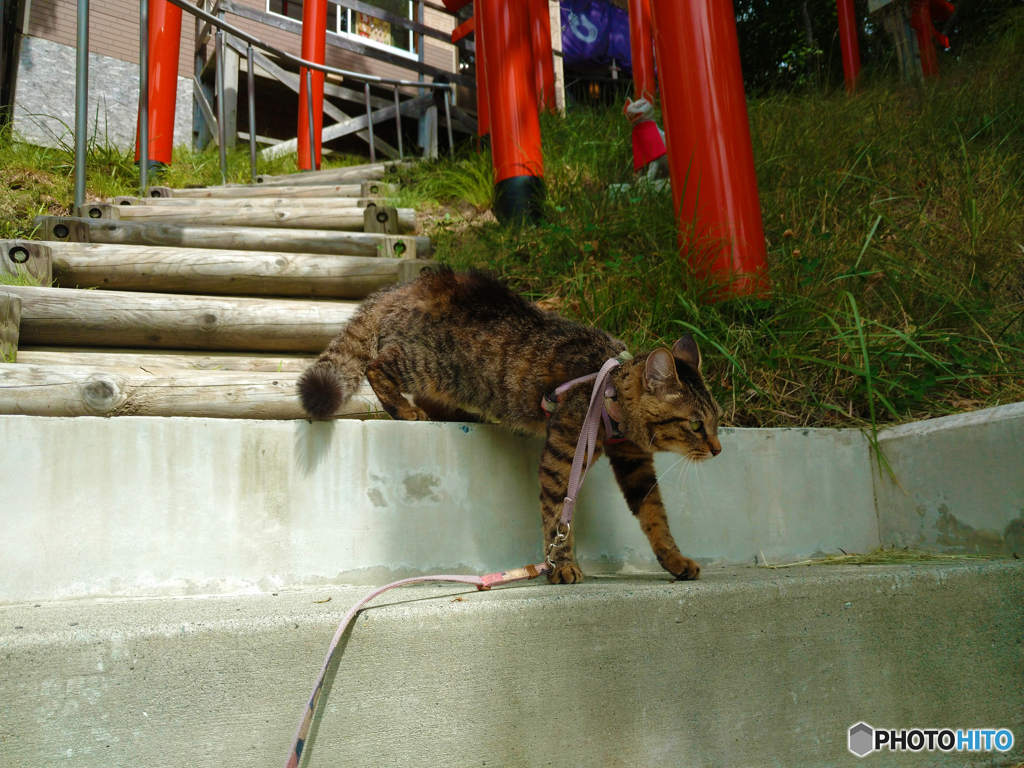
[545,522,571,569]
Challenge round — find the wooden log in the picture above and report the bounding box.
[255,162,401,186]
[0,363,384,419]
[146,184,383,198]
[364,204,400,235]
[1,241,52,285]
[76,203,418,234]
[1,292,21,362]
[46,242,401,298]
[16,347,316,372]
[3,284,359,352]
[34,217,431,258]
[108,196,379,208]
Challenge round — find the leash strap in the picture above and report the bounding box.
[284,564,550,768]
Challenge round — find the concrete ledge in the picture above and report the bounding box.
[2,563,1021,767]
[0,416,877,603]
[874,402,1024,555]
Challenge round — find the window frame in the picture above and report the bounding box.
[265,0,419,61]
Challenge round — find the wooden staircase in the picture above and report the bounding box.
[0,161,435,420]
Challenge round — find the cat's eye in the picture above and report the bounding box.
[689,420,703,431]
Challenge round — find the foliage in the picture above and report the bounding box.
[397,13,1024,430]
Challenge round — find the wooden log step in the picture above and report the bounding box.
[3,284,359,352]
[45,242,434,297]
[109,196,382,208]
[16,347,316,372]
[147,182,398,198]
[76,203,417,234]
[0,363,383,419]
[33,217,430,258]
[1,292,21,362]
[255,162,404,186]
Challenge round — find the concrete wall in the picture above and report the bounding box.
[873,401,1024,556]
[13,36,191,151]
[0,416,878,604]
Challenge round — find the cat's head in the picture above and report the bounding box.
[628,336,723,461]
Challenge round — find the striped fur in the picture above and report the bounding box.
[299,267,723,583]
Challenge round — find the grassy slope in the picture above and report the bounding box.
[1,13,1021,430]
[400,10,1024,429]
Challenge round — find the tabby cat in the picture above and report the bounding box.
[298,268,722,583]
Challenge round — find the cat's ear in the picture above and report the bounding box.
[671,335,702,374]
[644,348,679,392]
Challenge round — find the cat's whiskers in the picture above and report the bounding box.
[643,454,687,503]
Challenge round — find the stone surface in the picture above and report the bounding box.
[874,402,1024,556]
[1,563,1021,767]
[0,416,878,603]
[13,36,191,151]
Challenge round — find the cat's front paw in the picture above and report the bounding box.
[659,551,701,581]
[548,563,584,584]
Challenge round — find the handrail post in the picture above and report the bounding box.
[74,0,90,208]
[139,0,149,196]
[364,82,375,164]
[393,86,403,160]
[215,20,227,184]
[247,43,256,182]
[305,67,316,170]
[443,86,454,156]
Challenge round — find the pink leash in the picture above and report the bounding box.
[283,355,626,768]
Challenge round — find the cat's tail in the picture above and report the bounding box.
[297,320,373,419]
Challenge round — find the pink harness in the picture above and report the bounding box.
[283,354,629,768]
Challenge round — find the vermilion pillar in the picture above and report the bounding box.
[478,0,544,224]
[837,0,862,92]
[910,0,940,78]
[627,0,656,101]
[474,0,490,137]
[649,0,769,299]
[297,0,328,170]
[528,0,556,113]
[135,0,182,165]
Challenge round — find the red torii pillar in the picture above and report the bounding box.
[477,0,544,224]
[649,0,769,300]
[627,0,656,101]
[135,0,182,166]
[837,0,862,93]
[451,8,489,137]
[297,0,328,170]
[528,0,556,113]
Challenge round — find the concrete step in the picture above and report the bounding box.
[43,242,432,298]
[34,217,429,258]
[2,563,1021,768]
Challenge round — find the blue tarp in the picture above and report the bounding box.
[561,0,633,73]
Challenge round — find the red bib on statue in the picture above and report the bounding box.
[631,120,667,172]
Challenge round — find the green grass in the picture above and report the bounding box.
[393,9,1024,430]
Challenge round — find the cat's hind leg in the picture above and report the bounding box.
[365,346,429,421]
[538,442,585,584]
[606,446,700,580]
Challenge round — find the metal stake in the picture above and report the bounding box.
[215,24,227,184]
[443,86,454,156]
[364,82,375,164]
[305,67,316,171]
[139,0,149,195]
[74,0,90,208]
[247,43,256,182]
[393,86,403,160]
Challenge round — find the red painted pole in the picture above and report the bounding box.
[649,0,768,300]
[297,0,327,170]
[837,0,862,93]
[528,0,556,113]
[135,0,182,166]
[910,0,940,78]
[473,0,490,137]
[627,0,656,101]
[478,0,544,224]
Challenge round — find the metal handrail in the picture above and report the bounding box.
[74,0,456,202]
